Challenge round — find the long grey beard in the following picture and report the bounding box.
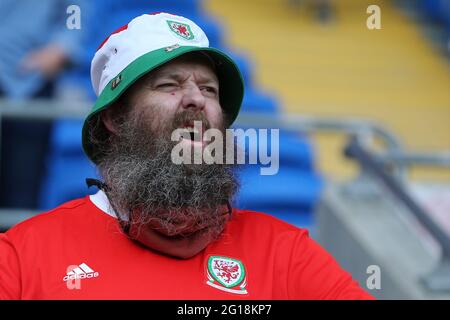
[96,113,240,237]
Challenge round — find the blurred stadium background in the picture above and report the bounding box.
[0,0,449,299]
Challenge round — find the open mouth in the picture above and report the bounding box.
[183,125,201,141]
[180,121,206,146]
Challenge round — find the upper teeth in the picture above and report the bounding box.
[184,127,200,134]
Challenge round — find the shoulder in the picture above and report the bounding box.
[226,208,309,246]
[5,197,98,241]
[231,208,307,234]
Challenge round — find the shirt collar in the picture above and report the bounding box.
[89,190,120,219]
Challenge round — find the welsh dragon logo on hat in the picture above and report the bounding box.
[167,20,194,40]
[206,256,248,295]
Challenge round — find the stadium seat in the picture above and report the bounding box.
[236,164,322,227]
[241,88,279,113]
[231,126,322,228]
[39,156,98,210]
[39,119,98,210]
[230,127,316,170]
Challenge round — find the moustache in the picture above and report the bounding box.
[170,110,211,133]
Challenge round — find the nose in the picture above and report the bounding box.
[180,84,206,112]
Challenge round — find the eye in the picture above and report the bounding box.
[156,83,177,89]
[200,86,218,96]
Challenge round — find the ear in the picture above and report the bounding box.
[101,107,120,135]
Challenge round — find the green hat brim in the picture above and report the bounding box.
[82,46,244,163]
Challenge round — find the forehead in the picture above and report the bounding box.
[149,53,219,82]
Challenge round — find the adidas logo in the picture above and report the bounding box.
[63,263,99,282]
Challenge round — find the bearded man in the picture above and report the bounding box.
[0,13,373,300]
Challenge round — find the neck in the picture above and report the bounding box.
[90,190,230,258]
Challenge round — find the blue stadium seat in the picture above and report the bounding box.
[236,164,322,227]
[240,88,279,113]
[421,0,450,26]
[50,119,84,155]
[422,0,441,21]
[39,119,98,210]
[39,156,98,210]
[109,0,202,18]
[232,127,322,228]
[187,14,224,48]
[230,128,315,170]
[273,131,316,170]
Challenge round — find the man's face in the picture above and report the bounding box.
[97,53,239,259]
[124,54,224,146]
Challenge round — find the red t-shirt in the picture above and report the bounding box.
[0,193,374,300]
